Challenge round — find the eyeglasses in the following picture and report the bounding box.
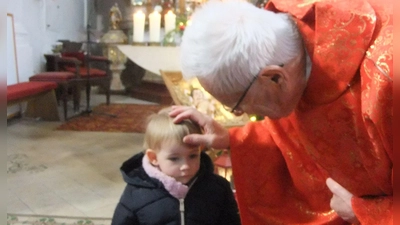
[224,73,259,113]
[223,64,284,113]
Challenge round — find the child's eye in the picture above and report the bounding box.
[168,157,179,162]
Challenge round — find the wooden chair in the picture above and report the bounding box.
[55,50,112,112]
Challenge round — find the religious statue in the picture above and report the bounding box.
[110,3,122,30]
[190,88,216,117]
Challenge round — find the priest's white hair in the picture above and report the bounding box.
[180,0,303,95]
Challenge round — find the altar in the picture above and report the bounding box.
[117,45,250,127]
[117,45,181,76]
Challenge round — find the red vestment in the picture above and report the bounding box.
[229,0,392,224]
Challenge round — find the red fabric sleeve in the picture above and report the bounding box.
[352,195,393,225]
[229,121,342,224]
[356,1,393,224]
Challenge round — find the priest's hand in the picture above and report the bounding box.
[326,178,359,224]
[169,105,230,149]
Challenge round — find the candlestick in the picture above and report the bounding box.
[133,10,145,43]
[149,11,161,42]
[179,0,185,16]
[164,11,176,34]
[84,0,88,27]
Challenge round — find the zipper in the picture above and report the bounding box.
[179,198,185,225]
[179,176,198,225]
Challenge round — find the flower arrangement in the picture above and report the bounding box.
[162,14,190,46]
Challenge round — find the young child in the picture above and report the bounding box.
[112,108,241,225]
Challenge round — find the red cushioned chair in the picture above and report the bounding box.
[55,51,111,112]
[29,71,77,120]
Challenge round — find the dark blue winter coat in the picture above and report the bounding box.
[111,151,241,225]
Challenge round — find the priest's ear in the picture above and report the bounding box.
[259,64,285,85]
[145,149,159,166]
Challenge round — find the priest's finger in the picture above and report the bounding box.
[326,178,353,204]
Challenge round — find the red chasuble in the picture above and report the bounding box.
[229,0,392,224]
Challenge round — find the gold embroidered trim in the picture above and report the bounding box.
[365,56,392,82]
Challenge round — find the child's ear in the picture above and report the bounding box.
[145,149,158,166]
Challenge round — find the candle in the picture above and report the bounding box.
[133,11,145,42]
[186,19,192,27]
[149,11,161,42]
[164,11,176,34]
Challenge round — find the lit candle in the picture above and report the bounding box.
[186,19,192,27]
[133,10,145,42]
[149,11,161,42]
[164,11,176,34]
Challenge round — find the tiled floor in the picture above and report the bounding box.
[7,91,158,218]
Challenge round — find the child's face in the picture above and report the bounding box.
[154,141,201,184]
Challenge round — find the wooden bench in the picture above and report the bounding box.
[7,81,60,121]
[29,71,78,121]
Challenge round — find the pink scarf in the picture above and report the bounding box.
[142,155,189,199]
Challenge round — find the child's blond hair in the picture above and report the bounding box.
[143,107,202,151]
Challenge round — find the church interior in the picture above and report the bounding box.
[7,0,263,223]
[6,0,393,224]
